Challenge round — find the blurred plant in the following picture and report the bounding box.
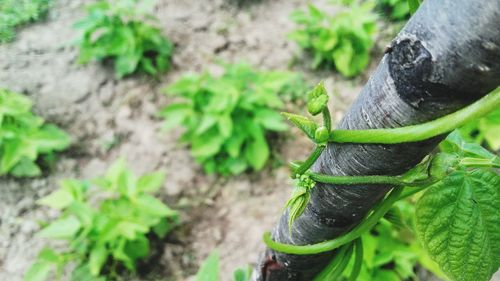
[25,159,179,281]
[74,0,173,78]
[0,0,51,43]
[0,89,70,177]
[457,108,500,151]
[195,250,252,281]
[377,0,411,21]
[341,200,447,281]
[160,63,304,176]
[289,1,378,77]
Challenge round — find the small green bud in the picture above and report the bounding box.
[314,126,329,143]
[307,81,329,116]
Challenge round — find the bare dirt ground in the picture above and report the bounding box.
[0,0,388,280]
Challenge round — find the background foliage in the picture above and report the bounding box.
[0,0,51,43]
[0,89,70,177]
[74,0,173,78]
[161,63,307,176]
[289,1,377,77]
[25,160,179,281]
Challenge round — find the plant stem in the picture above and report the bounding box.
[347,238,363,281]
[329,87,500,144]
[322,107,332,131]
[263,187,403,255]
[289,162,425,186]
[294,146,324,176]
[313,243,354,281]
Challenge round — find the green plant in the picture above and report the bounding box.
[195,250,252,281]
[340,200,447,281]
[25,159,179,281]
[289,2,377,77]
[263,84,500,281]
[0,0,51,43]
[160,63,305,176]
[74,0,173,78]
[457,108,500,151]
[377,0,411,20]
[0,89,70,177]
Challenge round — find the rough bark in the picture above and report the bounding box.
[253,0,500,280]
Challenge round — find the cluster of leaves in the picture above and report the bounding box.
[340,200,446,281]
[195,251,252,281]
[161,63,306,176]
[74,0,173,78]
[0,0,51,43]
[377,0,411,21]
[415,132,500,281]
[25,160,179,281]
[289,2,378,77]
[0,89,70,177]
[457,108,500,151]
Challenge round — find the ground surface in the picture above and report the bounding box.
[0,0,477,281]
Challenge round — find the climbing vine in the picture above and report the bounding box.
[265,83,500,281]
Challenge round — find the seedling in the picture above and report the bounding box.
[25,159,179,281]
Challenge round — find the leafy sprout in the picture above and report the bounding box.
[289,1,378,77]
[25,159,179,281]
[74,0,173,78]
[0,0,51,43]
[0,89,70,177]
[160,63,307,176]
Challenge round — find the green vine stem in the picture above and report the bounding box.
[289,162,432,186]
[347,238,363,281]
[263,187,403,255]
[322,106,332,131]
[329,87,499,144]
[313,242,354,281]
[293,146,325,177]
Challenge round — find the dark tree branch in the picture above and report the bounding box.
[253,0,500,280]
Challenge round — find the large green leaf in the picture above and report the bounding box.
[415,169,500,281]
[24,261,52,281]
[38,216,82,240]
[244,136,269,171]
[89,244,108,276]
[38,188,75,210]
[137,171,165,193]
[196,251,220,281]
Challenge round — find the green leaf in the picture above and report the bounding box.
[24,261,52,281]
[408,0,421,15]
[479,108,500,150]
[281,112,318,139]
[135,193,177,217]
[196,250,220,281]
[37,188,75,210]
[254,109,288,131]
[38,216,82,240]
[115,52,141,77]
[244,136,269,171]
[233,266,252,281]
[415,169,500,281]
[152,217,178,238]
[32,124,71,153]
[137,171,165,193]
[333,41,355,77]
[191,131,224,158]
[124,235,150,260]
[159,103,191,130]
[89,244,107,276]
[71,264,106,281]
[11,158,42,177]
